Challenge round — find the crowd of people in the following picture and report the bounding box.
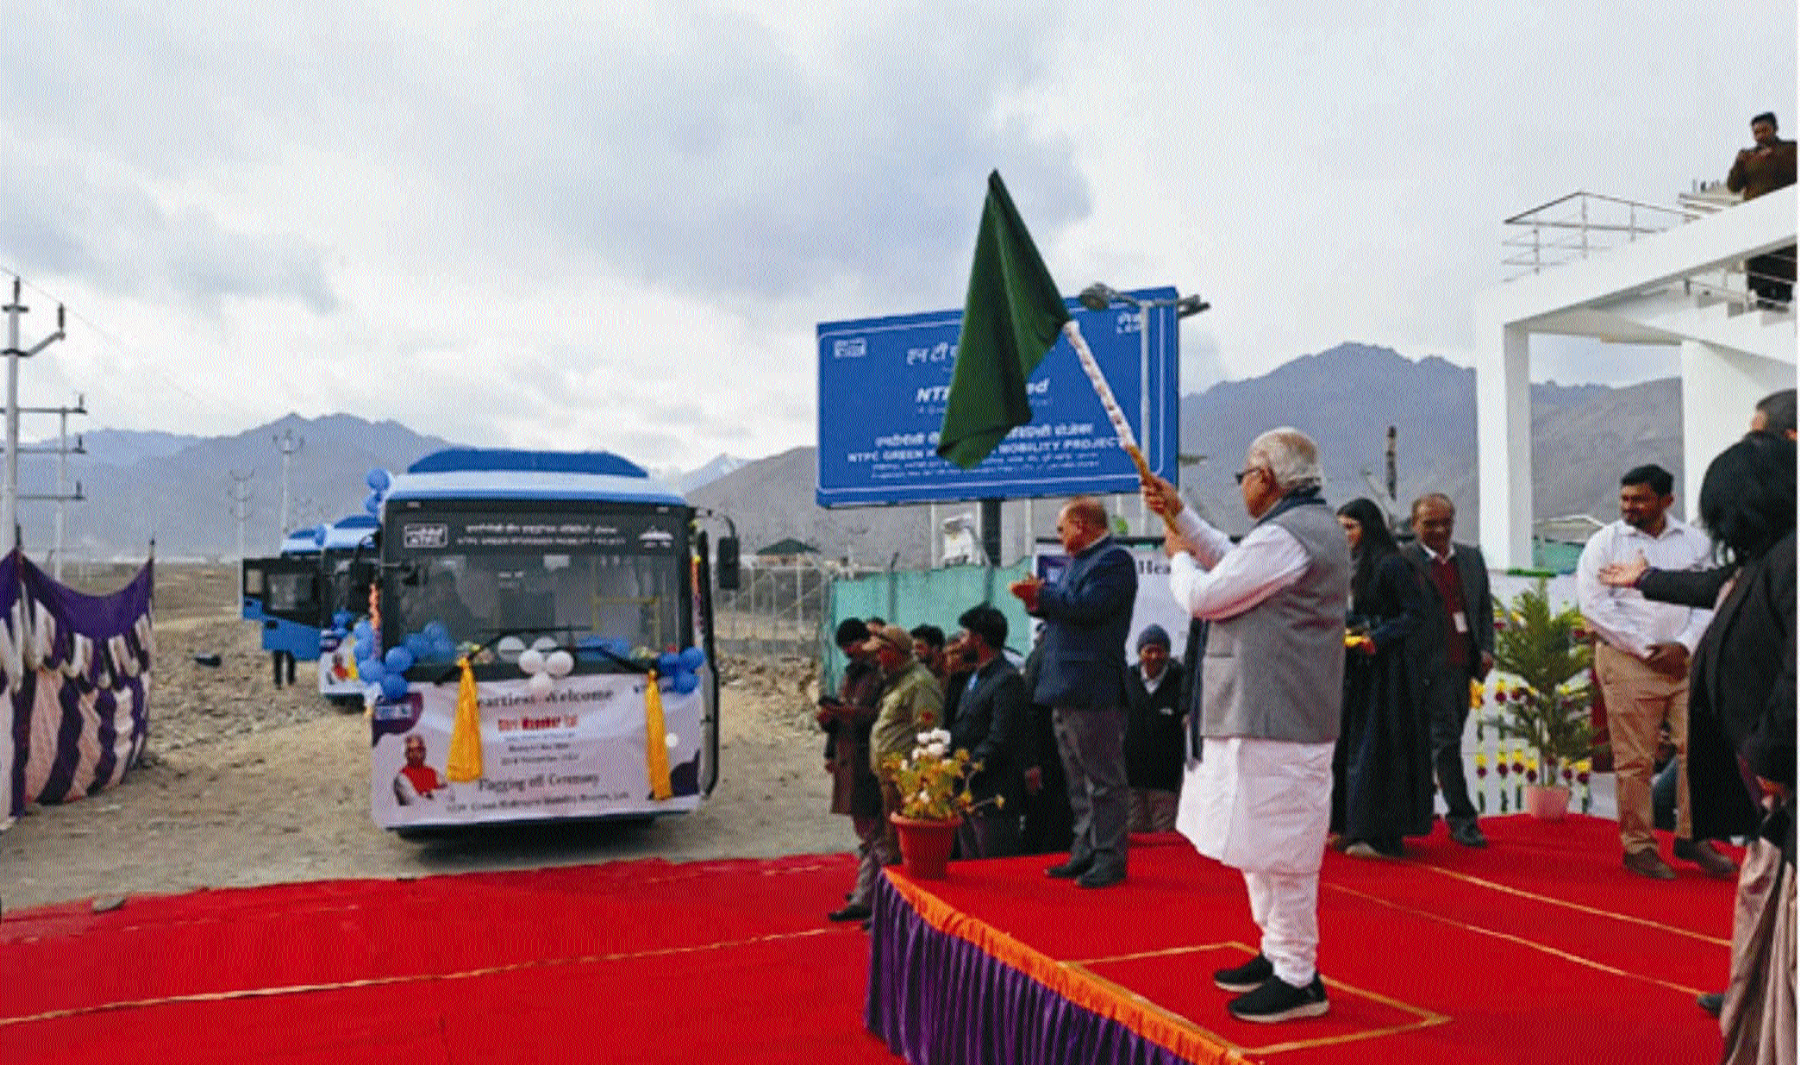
[817,390,1795,1047]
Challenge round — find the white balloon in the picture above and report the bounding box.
[517,648,546,675]
[664,733,680,749]
[531,635,558,652]
[545,649,574,678]
[528,672,554,698]
[496,635,526,663]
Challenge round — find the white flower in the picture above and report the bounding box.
[926,742,947,758]
[916,790,930,804]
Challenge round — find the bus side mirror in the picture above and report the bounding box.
[716,536,740,591]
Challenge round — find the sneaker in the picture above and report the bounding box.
[1213,953,1274,992]
[1045,857,1094,879]
[1697,991,1724,1017]
[1449,821,1489,848]
[1344,842,1384,859]
[827,903,872,922]
[1622,849,1677,881]
[1228,974,1329,1023]
[1673,838,1738,879]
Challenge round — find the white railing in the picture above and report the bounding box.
[1502,191,1700,279]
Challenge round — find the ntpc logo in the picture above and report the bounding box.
[833,337,867,359]
[402,524,449,549]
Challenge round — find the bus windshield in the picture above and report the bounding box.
[381,503,691,663]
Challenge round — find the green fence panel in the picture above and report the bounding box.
[821,562,1033,693]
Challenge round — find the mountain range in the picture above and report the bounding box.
[13,343,1681,565]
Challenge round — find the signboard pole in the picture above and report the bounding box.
[980,498,1002,565]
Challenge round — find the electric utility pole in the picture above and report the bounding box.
[228,470,255,562]
[2,279,66,549]
[14,395,89,579]
[274,428,303,535]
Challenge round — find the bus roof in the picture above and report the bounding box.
[322,514,381,550]
[385,448,687,507]
[280,525,327,555]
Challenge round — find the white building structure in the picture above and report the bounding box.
[1475,185,1797,568]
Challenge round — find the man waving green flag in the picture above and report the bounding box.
[936,171,1072,470]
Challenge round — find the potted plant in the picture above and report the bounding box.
[879,729,998,878]
[1488,580,1599,821]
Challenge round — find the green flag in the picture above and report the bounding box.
[936,171,1072,470]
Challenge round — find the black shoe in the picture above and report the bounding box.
[1228,974,1329,1023]
[1450,821,1488,848]
[1075,866,1126,889]
[828,903,871,923]
[1697,991,1724,1017]
[1213,954,1274,992]
[1673,838,1739,879]
[1045,857,1094,879]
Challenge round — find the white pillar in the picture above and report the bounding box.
[1477,320,1533,569]
[1679,340,1797,520]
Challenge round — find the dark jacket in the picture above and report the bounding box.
[1124,659,1186,792]
[1029,536,1138,709]
[1402,540,1494,681]
[947,657,1028,808]
[823,656,884,818]
[1646,534,1795,847]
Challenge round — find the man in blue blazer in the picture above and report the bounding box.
[1009,497,1139,888]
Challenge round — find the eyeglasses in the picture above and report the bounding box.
[1234,466,1267,485]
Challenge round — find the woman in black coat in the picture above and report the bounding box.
[1330,498,1437,858]
[1603,432,1794,1058]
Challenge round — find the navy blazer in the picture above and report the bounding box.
[948,657,1029,805]
[1030,536,1138,710]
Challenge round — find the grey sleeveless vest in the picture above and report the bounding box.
[1198,501,1351,743]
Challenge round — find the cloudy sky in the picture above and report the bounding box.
[3,2,1793,470]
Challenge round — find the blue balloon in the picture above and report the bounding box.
[365,467,391,491]
[384,646,415,673]
[671,670,699,694]
[432,637,457,661]
[678,646,705,671]
[364,492,381,516]
[657,651,680,675]
[333,611,354,629]
[359,658,386,684]
[404,633,430,657]
[422,621,449,643]
[380,672,410,701]
[353,620,372,640]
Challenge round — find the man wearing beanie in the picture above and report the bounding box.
[1125,624,1187,833]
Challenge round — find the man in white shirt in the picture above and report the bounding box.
[1142,427,1350,1024]
[1575,463,1730,880]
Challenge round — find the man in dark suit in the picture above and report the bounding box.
[1403,493,1493,849]
[946,604,1029,859]
[1009,496,1138,888]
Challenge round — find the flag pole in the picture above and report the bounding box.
[1059,319,1160,492]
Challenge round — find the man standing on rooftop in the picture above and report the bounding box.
[1727,111,1797,308]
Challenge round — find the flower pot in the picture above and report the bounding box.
[891,814,961,879]
[1524,784,1572,821]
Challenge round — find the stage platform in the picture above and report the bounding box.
[866,815,1738,1065]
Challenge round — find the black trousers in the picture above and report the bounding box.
[1429,660,1478,825]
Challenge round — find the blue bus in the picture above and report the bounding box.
[316,514,382,705]
[241,524,329,664]
[365,448,726,830]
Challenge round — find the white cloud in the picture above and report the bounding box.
[1,0,1792,469]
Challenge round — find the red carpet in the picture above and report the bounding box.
[0,817,1740,1065]
[868,815,1738,1064]
[0,855,898,1065]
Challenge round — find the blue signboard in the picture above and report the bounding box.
[816,287,1180,507]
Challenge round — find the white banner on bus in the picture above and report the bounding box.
[371,670,706,828]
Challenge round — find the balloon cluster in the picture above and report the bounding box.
[656,646,707,694]
[400,621,459,665]
[513,636,576,698]
[364,468,391,516]
[352,619,412,702]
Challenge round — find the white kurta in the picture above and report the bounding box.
[1176,735,1335,875]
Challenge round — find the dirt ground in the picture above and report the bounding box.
[0,565,846,913]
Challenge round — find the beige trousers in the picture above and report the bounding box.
[1594,642,1691,853]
